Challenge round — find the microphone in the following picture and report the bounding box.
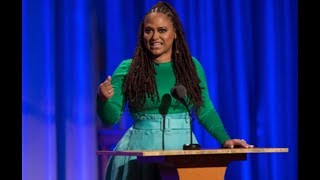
[170,85,187,106]
[170,85,201,150]
[159,94,171,116]
[159,94,172,150]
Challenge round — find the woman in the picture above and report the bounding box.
[97,2,253,180]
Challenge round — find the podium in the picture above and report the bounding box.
[96,148,288,180]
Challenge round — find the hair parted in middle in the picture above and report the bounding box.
[123,1,204,113]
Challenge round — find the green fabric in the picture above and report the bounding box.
[97,57,230,144]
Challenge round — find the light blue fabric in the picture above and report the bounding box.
[105,112,198,180]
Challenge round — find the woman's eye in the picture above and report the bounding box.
[145,29,152,34]
[159,29,167,33]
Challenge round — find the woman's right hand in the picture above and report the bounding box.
[98,76,114,102]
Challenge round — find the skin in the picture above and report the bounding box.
[98,12,176,102]
[223,139,254,148]
[143,12,176,63]
[98,75,113,102]
[97,12,254,149]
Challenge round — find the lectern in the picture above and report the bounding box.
[96,148,288,180]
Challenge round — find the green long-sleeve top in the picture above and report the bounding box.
[97,57,230,144]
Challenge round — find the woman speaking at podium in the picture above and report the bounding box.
[96,2,254,180]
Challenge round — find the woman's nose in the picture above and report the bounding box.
[151,32,160,40]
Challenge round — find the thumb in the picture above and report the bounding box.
[104,75,112,83]
[107,75,112,82]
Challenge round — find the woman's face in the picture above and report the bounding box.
[143,12,176,63]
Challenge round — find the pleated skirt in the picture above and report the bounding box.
[104,112,198,180]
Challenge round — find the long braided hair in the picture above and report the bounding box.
[123,1,203,112]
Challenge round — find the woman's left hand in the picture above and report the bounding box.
[222,139,254,148]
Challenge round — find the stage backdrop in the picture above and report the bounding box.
[22,0,297,180]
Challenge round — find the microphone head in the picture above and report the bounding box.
[159,94,172,115]
[171,85,187,100]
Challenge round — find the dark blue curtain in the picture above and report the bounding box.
[22,0,297,180]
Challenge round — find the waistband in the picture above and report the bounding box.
[131,112,191,130]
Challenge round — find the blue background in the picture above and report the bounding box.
[22,0,297,179]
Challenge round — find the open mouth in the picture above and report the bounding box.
[150,42,162,49]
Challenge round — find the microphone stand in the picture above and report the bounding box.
[159,94,171,150]
[181,99,201,150]
[161,114,166,150]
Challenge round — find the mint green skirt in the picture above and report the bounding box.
[105,112,198,180]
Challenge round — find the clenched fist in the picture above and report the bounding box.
[97,76,114,102]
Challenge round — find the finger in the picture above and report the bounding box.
[104,75,112,83]
[102,80,111,87]
[228,141,235,148]
[241,141,250,148]
[105,89,114,99]
[232,139,247,148]
[99,83,110,93]
[240,140,249,148]
[99,85,112,95]
[101,81,113,91]
[105,88,114,95]
[101,75,112,86]
[240,140,254,148]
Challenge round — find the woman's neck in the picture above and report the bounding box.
[153,58,171,64]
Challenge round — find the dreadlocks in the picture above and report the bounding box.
[123,1,204,112]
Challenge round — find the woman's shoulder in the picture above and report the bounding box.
[117,59,133,69]
[113,59,132,74]
[120,59,133,66]
[191,56,203,68]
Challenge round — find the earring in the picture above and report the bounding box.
[175,40,179,54]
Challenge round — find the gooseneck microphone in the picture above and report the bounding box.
[159,94,172,150]
[171,85,201,150]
